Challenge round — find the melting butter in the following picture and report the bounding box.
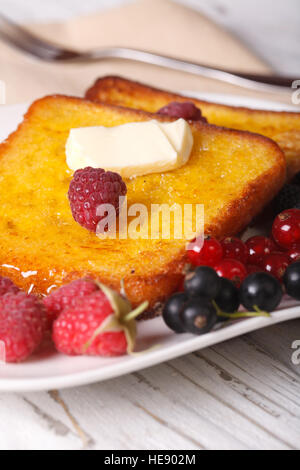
[66,119,193,178]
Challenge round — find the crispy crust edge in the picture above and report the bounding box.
[86,75,300,119]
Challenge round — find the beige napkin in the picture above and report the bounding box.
[0,0,292,105]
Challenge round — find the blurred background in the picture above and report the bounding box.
[1,0,299,74]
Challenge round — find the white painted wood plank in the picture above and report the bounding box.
[188,348,300,448]
[59,379,201,450]
[1,321,299,450]
[140,361,293,450]
[214,330,300,407]
[56,325,300,451]
[0,393,80,450]
[200,345,300,419]
[248,320,300,375]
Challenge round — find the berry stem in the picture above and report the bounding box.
[217,311,271,319]
[253,305,271,317]
[212,301,271,320]
[120,278,126,297]
[123,301,149,322]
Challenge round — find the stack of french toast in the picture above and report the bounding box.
[0,76,299,317]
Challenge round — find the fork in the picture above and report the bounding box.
[0,13,296,94]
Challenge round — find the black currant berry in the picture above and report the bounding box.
[240,272,283,312]
[162,293,188,333]
[215,277,240,315]
[273,184,300,215]
[184,266,221,299]
[180,298,217,335]
[283,261,300,300]
[292,171,300,187]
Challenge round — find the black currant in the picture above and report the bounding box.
[215,277,240,315]
[240,272,283,312]
[291,171,300,187]
[162,292,188,333]
[273,184,300,215]
[184,266,221,299]
[283,261,300,300]
[180,298,217,335]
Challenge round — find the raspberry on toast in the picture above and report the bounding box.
[0,95,285,316]
[86,76,300,180]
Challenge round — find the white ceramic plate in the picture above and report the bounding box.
[0,93,299,393]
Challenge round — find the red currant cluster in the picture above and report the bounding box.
[162,209,300,337]
[187,208,300,285]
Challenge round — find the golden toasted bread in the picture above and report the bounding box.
[0,95,285,316]
[86,76,300,180]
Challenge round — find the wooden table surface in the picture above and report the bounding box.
[1,320,299,450]
[0,0,300,450]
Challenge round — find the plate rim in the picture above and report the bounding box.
[0,306,299,392]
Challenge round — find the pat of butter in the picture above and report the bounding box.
[66,119,193,178]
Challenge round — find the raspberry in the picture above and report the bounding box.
[53,284,149,357]
[53,291,127,357]
[157,102,207,122]
[0,292,47,363]
[0,276,20,296]
[43,279,99,325]
[68,167,127,232]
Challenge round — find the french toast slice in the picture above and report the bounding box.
[86,76,300,180]
[0,95,285,316]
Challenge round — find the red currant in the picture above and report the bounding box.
[247,264,262,275]
[187,236,223,267]
[277,209,300,218]
[221,237,248,264]
[286,244,300,263]
[262,252,290,281]
[245,236,277,266]
[214,259,247,287]
[272,209,300,248]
